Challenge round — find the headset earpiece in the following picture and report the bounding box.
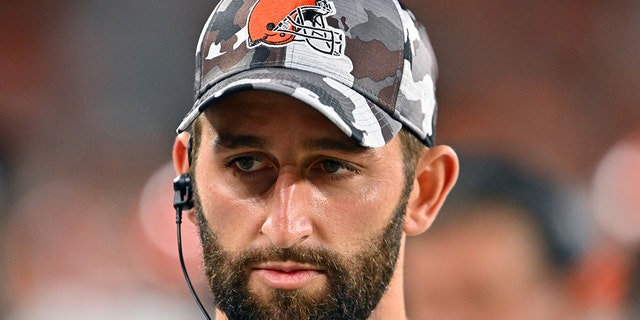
[173,173,194,210]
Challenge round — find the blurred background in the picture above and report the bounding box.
[1,0,638,319]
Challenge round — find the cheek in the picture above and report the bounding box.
[315,175,404,246]
[195,166,265,247]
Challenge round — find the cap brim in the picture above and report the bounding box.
[176,68,402,148]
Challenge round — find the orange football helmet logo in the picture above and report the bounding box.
[247,0,344,56]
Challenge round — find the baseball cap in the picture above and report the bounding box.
[177,0,438,148]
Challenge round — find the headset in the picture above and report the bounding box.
[172,137,212,320]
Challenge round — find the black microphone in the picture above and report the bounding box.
[173,173,194,212]
[173,173,211,320]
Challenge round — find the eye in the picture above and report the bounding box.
[227,156,269,172]
[317,159,359,175]
[320,159,343,173]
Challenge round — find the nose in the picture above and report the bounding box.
[261,169,313,248]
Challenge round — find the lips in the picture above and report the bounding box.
[252,261,326,290]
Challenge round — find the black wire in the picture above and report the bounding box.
[176,207,212,320]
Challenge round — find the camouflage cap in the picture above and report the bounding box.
[177,0,438,147]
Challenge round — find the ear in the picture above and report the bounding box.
[403,145,459,236]
[173,132,191,175]
[173,132,198,224]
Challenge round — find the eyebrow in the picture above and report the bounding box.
[213,134,265,152]
[212,133,371,155]
[303,137,370,155]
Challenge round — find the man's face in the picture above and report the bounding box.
[404,203,571,320]
[191,90,411,319]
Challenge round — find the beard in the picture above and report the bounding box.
[192,180,411,320]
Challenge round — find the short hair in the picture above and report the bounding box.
[431,153,579,271]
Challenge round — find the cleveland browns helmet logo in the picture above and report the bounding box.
[246,0,345,56]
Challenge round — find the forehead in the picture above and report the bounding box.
[193,90,409,164]
[192,91,417,170]
[204,90,342,132]
[197,90,371,151]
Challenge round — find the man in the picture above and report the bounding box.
[404,153,581,320]
[172,0,459,319]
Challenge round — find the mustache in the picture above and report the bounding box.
[234,245,342,274]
